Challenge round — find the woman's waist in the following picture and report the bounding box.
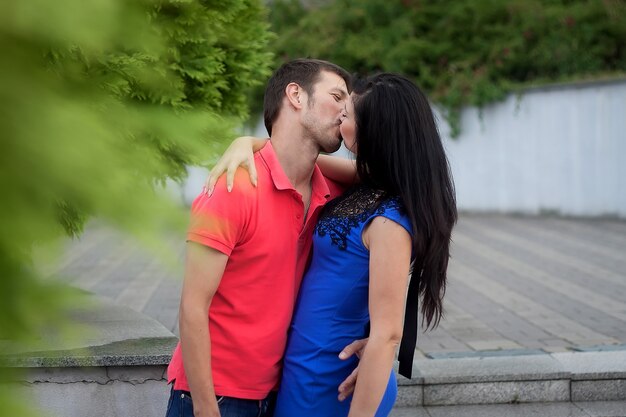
[285,323,368,356]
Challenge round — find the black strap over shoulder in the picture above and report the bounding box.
[364,275,418,379]
[398,275,419,378]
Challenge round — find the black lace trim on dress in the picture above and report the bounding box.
[315,185,401,250]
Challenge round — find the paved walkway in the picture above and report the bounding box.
[51,213,626,357]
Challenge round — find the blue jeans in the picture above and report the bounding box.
[165,388,276,417]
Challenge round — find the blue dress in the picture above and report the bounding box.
[274,186,413,417]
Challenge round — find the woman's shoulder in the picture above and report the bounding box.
[376,194,404,215]
[372,195,412,235]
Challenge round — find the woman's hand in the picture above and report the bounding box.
[204,136,268,195]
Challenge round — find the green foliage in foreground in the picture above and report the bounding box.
[269,0,626,135]
[0,0,271,413]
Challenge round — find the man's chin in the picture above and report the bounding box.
[323,141,342,154]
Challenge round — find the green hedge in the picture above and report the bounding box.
[1,1,272,413]
[268,0,626,135]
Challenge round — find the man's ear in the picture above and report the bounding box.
[285,82,304,110]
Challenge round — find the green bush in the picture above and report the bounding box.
[0,0,271,413]
[268,0,626,135]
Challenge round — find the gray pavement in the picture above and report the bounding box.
[51,213,626,358]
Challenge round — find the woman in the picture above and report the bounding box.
[207,73,456,416]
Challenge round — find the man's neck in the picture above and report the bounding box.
[270,131,319,189]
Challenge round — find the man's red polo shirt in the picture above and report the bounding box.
[167,142,342,399]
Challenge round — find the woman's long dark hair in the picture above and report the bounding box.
[353,73,457,329]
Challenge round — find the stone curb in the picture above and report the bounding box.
[3,294,624,408]
[2,336,177,368]
[395,350,626,406]
[0,294,177,369]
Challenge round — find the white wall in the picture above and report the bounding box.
[438,79,626,217]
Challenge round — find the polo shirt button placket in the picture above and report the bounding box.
[292,193,303,226]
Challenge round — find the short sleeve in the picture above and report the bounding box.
[365,199,413,238]
[186,172,254,256]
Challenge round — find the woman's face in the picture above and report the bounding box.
[339,94,357,153]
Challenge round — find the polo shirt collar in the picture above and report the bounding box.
[259,141,331,201]
[311,162,331,202]
[259,141,293,191]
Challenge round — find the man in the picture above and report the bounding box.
[165,59,359,417]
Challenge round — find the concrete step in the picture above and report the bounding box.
[390,401,626,417]
[396,350,626,407]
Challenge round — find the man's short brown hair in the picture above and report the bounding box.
[263,59,351,135]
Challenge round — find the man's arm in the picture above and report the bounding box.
[179,241,229,417]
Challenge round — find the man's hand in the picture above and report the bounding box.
[193,402,221,417]
[337,338,368,401]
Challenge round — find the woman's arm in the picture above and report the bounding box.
[205,138,358,194]
[204,136,269,195]
[348,217,412,417]
[316,154,358,186]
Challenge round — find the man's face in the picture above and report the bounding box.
[301,71,349,153]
